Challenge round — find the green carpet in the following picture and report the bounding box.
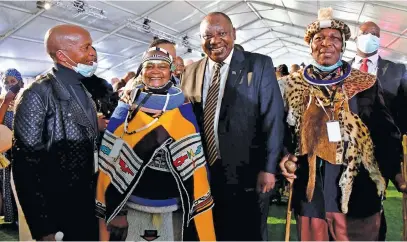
[268,182,403,241]
[0,224,18,241]
[384,182,403,241]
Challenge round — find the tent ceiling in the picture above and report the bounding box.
[1,0,407,82]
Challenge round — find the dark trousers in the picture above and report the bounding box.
[209,160,270,241]
[259,192,271,240]
[212,188,269,241]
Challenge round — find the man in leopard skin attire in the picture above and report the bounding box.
[279,7,407,241]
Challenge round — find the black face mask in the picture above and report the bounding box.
[144,81,173,95]
[5,83,21,94]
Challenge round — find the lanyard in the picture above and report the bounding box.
[123,90,170,135]
[315,95,335,120]
[313,84,342,121]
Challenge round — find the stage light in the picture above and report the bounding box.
[143,18,151,31]
[36,1,52,10]
[44,2,51,9]
[52,0,107,19]
[126,19,201,54]
[182,36,189,47]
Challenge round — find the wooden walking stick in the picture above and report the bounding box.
[401,135,407,241]
[284,160,297,242]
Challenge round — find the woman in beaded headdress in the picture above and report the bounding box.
[96,47,215,241]
[279,7,407,240]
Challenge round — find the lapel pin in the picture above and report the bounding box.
[232,71,236,75]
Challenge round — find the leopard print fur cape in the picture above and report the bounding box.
[284,68,386,214]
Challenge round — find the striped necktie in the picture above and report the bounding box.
[203,62,223,166]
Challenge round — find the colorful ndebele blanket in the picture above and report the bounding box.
[95,86,215,241]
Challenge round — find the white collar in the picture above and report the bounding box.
[355,52,379,66]
[208,48,234,68]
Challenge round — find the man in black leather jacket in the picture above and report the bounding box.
[12,24,100,241]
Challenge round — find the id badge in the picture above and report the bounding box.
[326,121,341,142]
[109,139,124,158]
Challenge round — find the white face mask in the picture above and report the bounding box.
[356,33,380,54]
[73,62,98,77]
[60,51,98,77]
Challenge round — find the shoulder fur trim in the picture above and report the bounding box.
[344,69,376,99]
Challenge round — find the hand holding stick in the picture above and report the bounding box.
[284,160,297,242]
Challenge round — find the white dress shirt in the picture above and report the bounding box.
[352,53,379,75]
[202,49,234,159]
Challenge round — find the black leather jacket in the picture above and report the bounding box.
[12,71,99,240]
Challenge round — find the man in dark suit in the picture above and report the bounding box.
[351,21,407,135]
[181,12,284,241]
[351,21,407,241]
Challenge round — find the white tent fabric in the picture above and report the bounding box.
[1,0,407,83]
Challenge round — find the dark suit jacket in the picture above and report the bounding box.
[348,80,402,216]
[351,57,407,134]
[181,48,284,189]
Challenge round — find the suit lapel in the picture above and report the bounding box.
[349,57,355,67]
[377,57,389,80]
[350,56,387,80]
[227,50,245,88]
[197,58,207,103]
[186,57,207,104]
[219,49,246,120]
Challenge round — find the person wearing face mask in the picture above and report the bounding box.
[12,24,100,241]
[96,47,215,241]
[0,68,24,227]
[351,21,407,241]
[352,22,381,74]
[279,8,406,240]
[0,68,24,126]
[352,22,407,136]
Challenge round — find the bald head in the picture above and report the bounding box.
[45,24,90,60]
[44,24,95,71]
[359,21,381,37]
[174,56,185,78]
